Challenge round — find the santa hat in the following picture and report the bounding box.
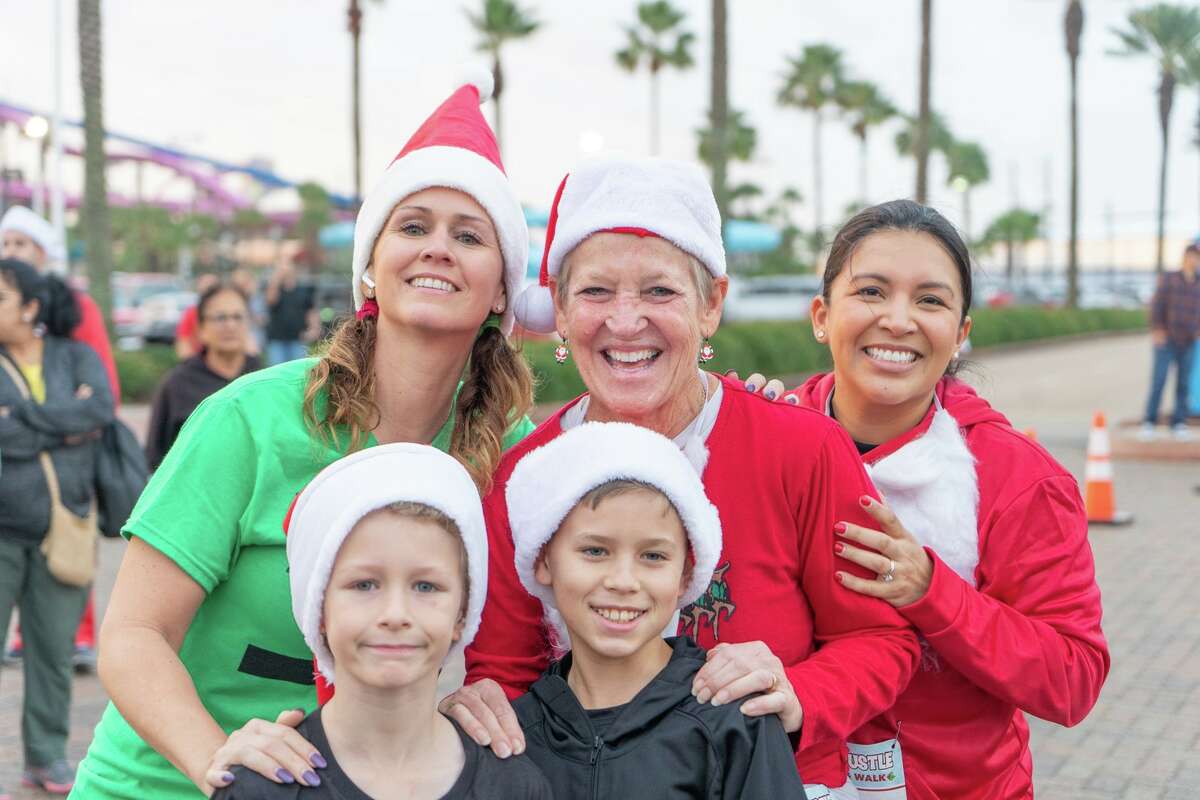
[351,66,528,334]
[284,443,487,685]
[506,422,722,642]
[0,205,64,265]
[513,157,726,334]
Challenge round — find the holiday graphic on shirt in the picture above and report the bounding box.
[847,738,907,798]
[680,562,735,639]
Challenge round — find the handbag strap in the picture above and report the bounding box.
[0,350,66,507]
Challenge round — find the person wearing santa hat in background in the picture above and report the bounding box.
[211,444,551,800]
[71,69,539,799]
[442,156,919,800]
[774,200,1106,799]
[0,205,118,678]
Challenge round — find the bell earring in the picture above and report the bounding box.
[554,337,570,365]
[698,339,716,363]
[362,273,376,299]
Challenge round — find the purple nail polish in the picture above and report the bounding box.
[222,772,236,785]
[310,753,327,769]
[766,389,777,400]
[303,770,321,786]
[276,768,296,784]
[745,382,755,391]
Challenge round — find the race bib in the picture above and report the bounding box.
[847,738,906,799]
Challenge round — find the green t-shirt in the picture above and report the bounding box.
[72,358,534,799]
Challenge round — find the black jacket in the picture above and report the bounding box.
[144,352,261,470]
[0,338,114,542]
[513,636,805,799]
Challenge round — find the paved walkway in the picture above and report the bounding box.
[2,331,1195,799]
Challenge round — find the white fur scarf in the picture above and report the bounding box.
[864,407,981,587]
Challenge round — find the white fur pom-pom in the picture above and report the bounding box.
[457,63,495,104]
[513,284,557,334]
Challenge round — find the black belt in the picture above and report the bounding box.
[237,644,315,685]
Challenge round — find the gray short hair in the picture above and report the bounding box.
[556,243,714,307]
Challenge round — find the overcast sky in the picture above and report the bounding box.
[2,0,1197,255]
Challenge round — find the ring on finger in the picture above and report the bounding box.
[767,672,779,691]
[878,558,896,583]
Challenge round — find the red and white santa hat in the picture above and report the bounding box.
[0,206,65,265]
[506,422,722,643]
[284,443,487,685]
[513,157,726,334]
[352,67,528,334]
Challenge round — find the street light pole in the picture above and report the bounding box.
[50,0,66,271]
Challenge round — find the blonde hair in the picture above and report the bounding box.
[303,315,533,494]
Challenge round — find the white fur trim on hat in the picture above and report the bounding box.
[286,443,487,685]
[506,422,722,638]
[351,146,527,335]
[0,206,63,265]
[514,158,725,334]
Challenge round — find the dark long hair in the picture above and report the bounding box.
[822,200,973,320]
[0,258,80,337]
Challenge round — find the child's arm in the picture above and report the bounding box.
[717,709,806,796]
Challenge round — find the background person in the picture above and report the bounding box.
[145,282,262,471]
[786,200,1109,799]
[0,258,114,797]
[448,158,919,800]
[71,73,536,799]
[1139,242,1200,441]
[264,256,317,366]
[0,205,116,674]
[174,273,221,361]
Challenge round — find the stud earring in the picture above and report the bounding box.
[815,330,825,340]
[698,339,716,363]
[953,350,960,359]
[554,337,569,364]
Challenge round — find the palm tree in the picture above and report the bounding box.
[616,1,695,156]
[347,0,383,206]
[78,0,113,323]
[1180,43,1200,232]
[697,109,756,166]
[778,44,844,241]
[981,208,1042,279]
[916,0,934,202]
[709,0,730,224]
[1065,0,1083,308]
[945,140,989,241]
[895,111,953,169]
[468,0,540,159]
[1110,3,1200,272]
[836,80,897,205]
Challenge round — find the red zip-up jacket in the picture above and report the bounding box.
[793,375,1109,799]
[72,290,120,405]
[466,375,920,788]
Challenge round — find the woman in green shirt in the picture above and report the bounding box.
[72,75,536,799]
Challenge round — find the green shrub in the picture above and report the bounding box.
[115,345,178,403]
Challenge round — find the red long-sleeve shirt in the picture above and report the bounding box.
[466,375,920,787]
[793,374,1109,800]
[71,290,120,405]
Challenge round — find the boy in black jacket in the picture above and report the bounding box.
[505,422,805,798]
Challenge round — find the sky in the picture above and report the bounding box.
[2,0,1198,265]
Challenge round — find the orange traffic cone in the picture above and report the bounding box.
[1084,412,1133,526]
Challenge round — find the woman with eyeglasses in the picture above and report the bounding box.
[144,282,262,471]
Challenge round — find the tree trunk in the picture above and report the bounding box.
[492,54,505,158]
[858,133,868,206]
[1065,0,1082,308]
[78,0,112,323]
[349,0,363,205]
[813,109,823,240]
[710,0,730,225]
[915,0,933,203]
[1156,69,1175,273]
[650,68,661,156]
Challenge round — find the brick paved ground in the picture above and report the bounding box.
[2,331,1195,798]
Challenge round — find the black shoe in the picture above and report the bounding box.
[73,645,97,674]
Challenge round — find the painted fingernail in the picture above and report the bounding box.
[766,389,777,400]
[786,395,799,405]
[834,542,845,554]
[302,771,321,787]
[221,772,236,785]
[860,495,872,507]
[276,769,296,785]
[310,753,327,769]
[745,382,755,391]
[497,742,512,759]
[833,522,846,534]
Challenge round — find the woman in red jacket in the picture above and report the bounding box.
[781,200,1109,799]
[443,158,920,799]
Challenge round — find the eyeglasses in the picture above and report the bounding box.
[203,312,247,325]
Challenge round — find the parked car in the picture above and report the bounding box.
[723,274,820,322]
[139,291,197,343]
[112,272,183,339]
